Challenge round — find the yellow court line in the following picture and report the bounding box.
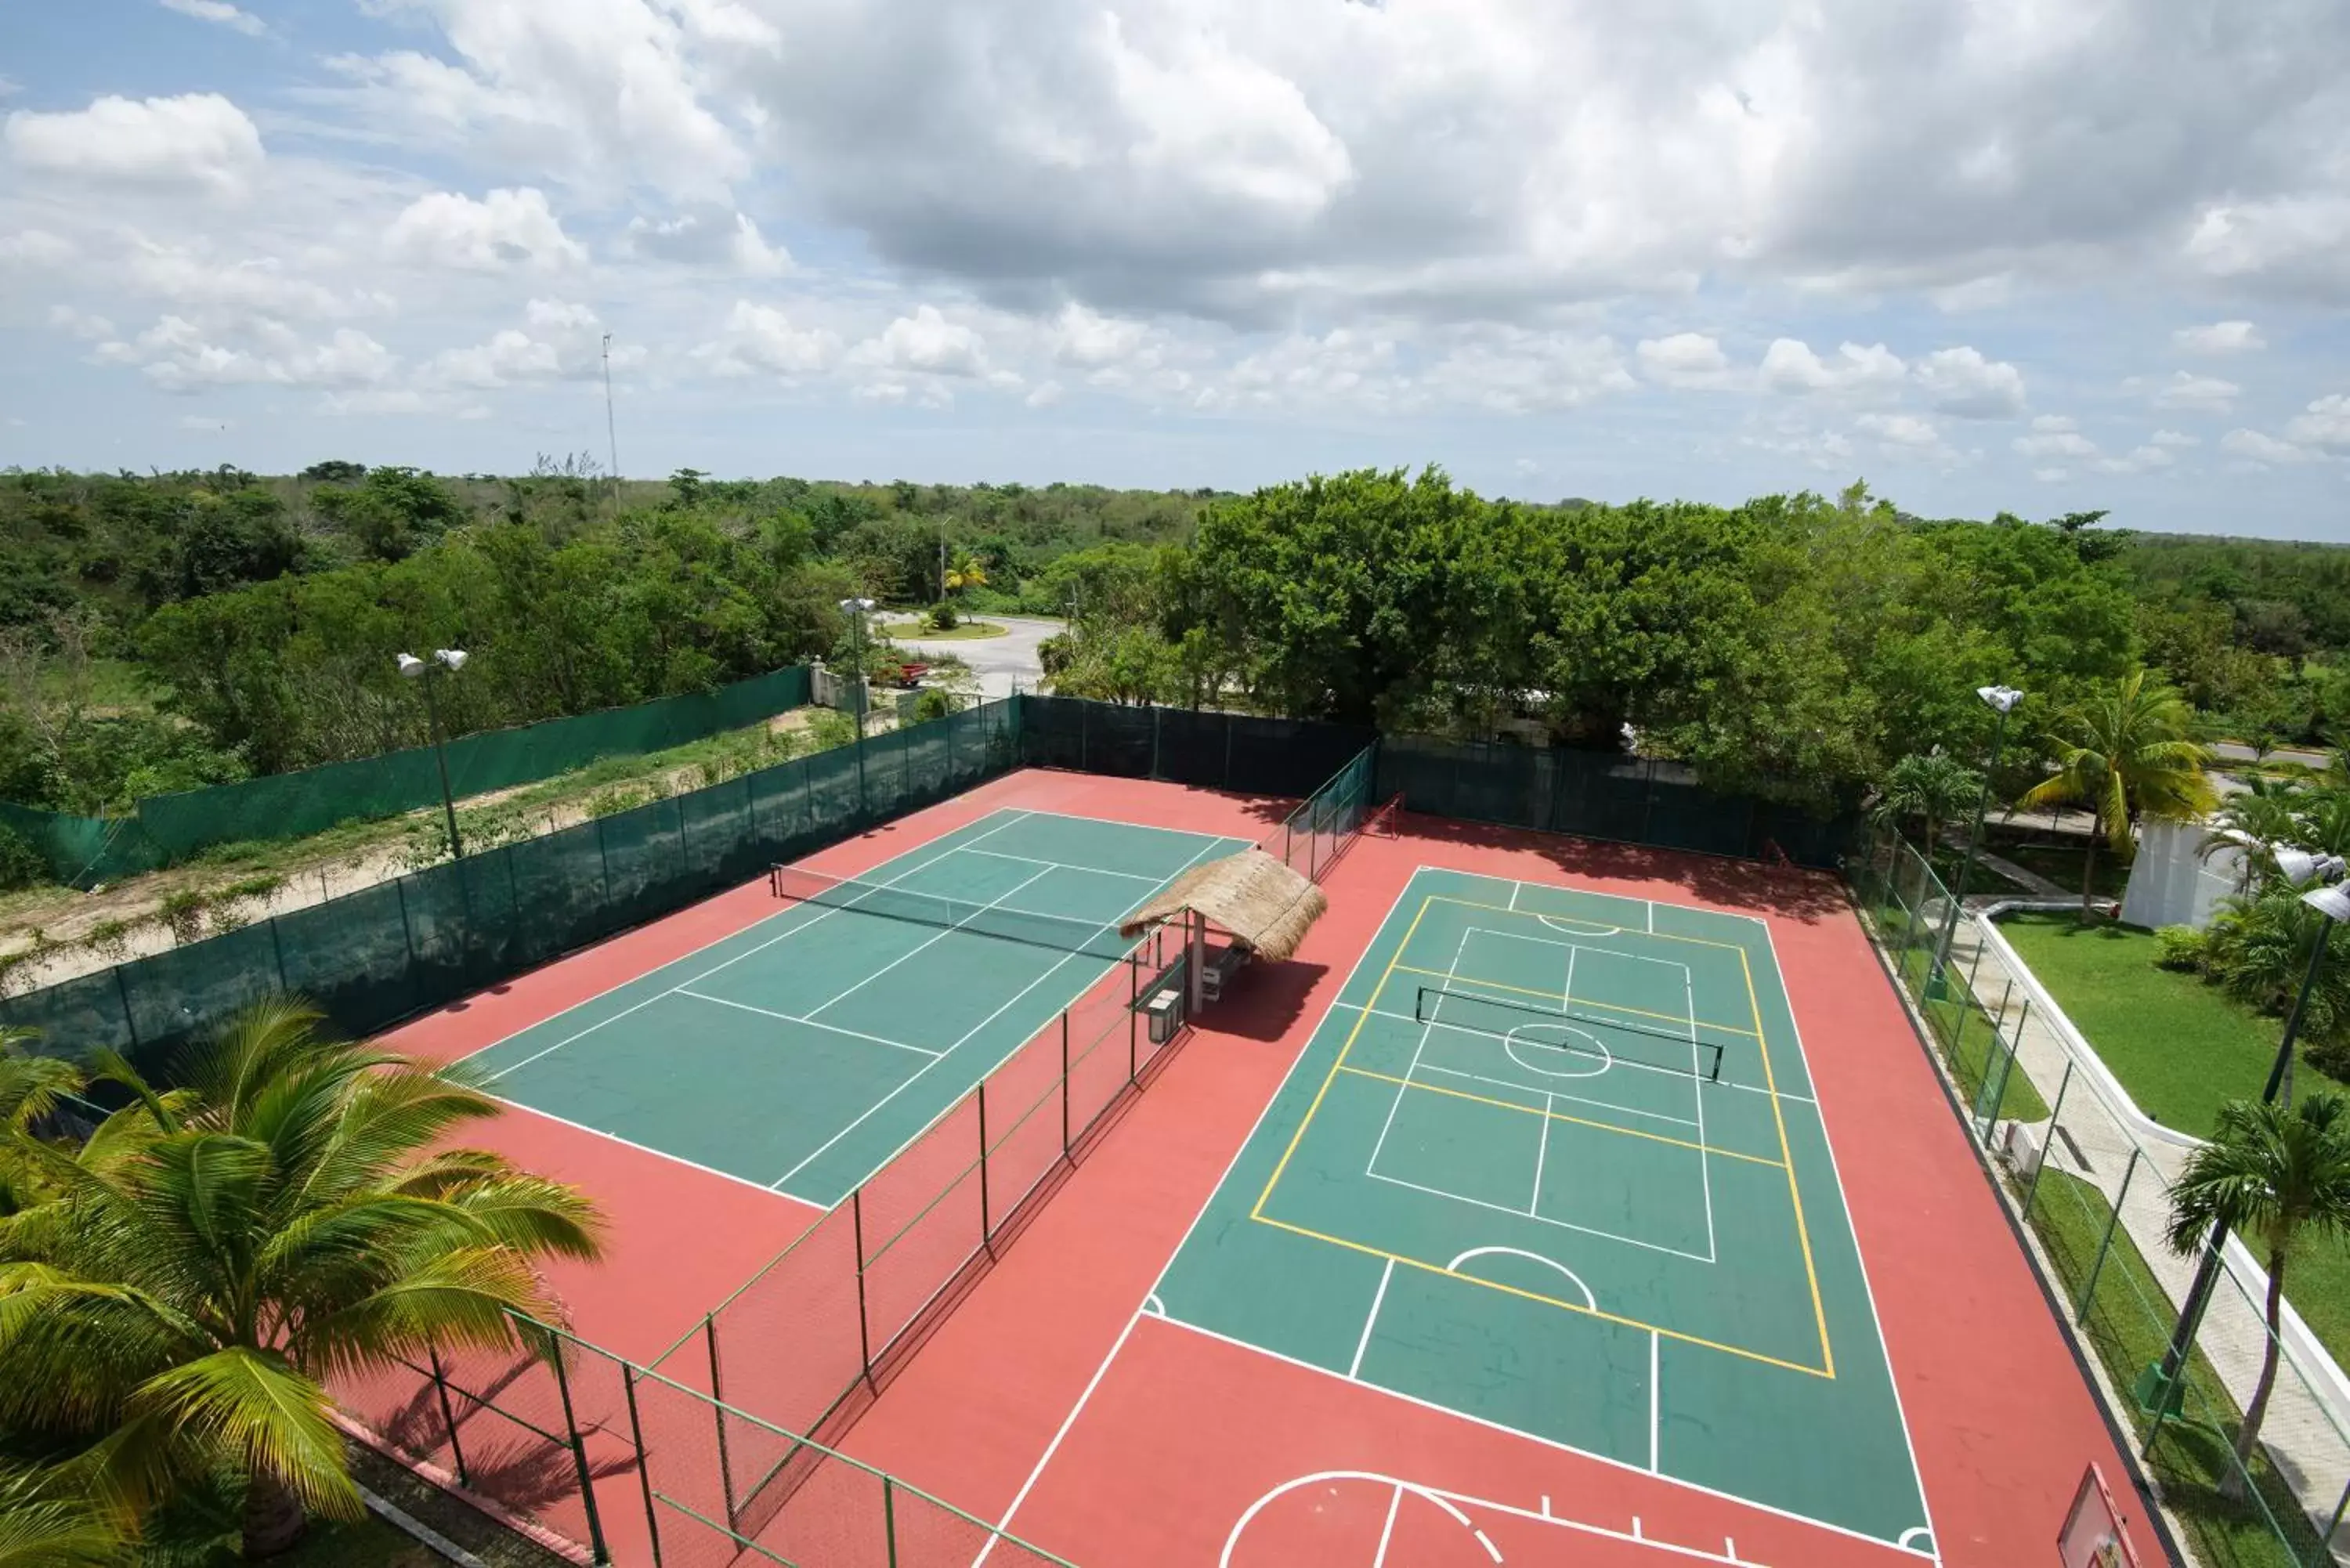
[1335,1065,1787,1169]
[1744,945,1835,1378]
[1429,894,1752,952]
[1252,896,1436,1217]
[1394,963,1762,1040]
[1250,1212,1831,1379]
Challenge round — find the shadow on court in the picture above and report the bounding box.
[1195,959,1330,1043]
[1392,815,1850,923]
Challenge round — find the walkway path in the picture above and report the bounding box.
[1940,909,2350,1558]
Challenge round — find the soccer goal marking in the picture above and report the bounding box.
[1447,1245,1595,1310]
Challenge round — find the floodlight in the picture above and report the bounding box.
[436,649,468,672]
[1976,685,2025,714]
[2305,883,2350,923]
[396,652,426,679]
[2276,849,2348,885]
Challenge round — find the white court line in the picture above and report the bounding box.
[795,831,1235,1196]
[1531,1090,1552,1215]
[1448,1245,1593,1309]
[1365,927,1472,1178]
[1349,1258,1394,1379]
[1687,969,1717,1264]
[475,811,1036,1082]
[1476,924,1692,974]
[1364,1169,1715,1264]
[674,988,942,1058]
[1648,1331,1661,1473]
[956,846,1165,883]
[1158,1313,1936,1563]
[488,1094,820,1209]
[969,1310,1148,1568]
[805,863,1055,1018]
[1416,1058,1701,1130]
[1371,1483,1405,1568]
[1647,899,1654,934]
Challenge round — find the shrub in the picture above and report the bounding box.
[82,919,134,961]
[909,688,958,723]
[0,824,49,892]
[927,601,960,632]
[158,889,208,947]
[2154,924,2208,973]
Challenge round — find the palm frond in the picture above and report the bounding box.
[130,1348,361,1522]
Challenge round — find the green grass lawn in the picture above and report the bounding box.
[1999,911,2350,1378]
[1985,835,2135,898]
[880,619,1007,641]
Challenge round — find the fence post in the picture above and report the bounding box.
[1222,714,1234,790]
[853,1190,876,1390]
[547,1340,610,1565]
[2021,1060,2072,1220]
[1151,705,1162,781]
[978,1085,993,1252]
[112,963,141,1053]
[1980,996,2029,1134]
[1061,1011,1072,1154]
[426,1347,469,1487]
[1129,956,1141,1083]
[884,1474,900,1568]
[705,1315,737,1526]
[2077,1149,2140,1322]
[1080,699,1090,772]
[621,1364,662,1568]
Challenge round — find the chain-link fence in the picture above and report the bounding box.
[1260,743,1376,883]
[1,699,1017,1069]
[1377,732,1856,868]
[335,1314,1079,1568]
[1853,829,2350,1568]
[1015,695,1379,800]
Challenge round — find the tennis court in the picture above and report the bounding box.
[461,807,1251,1209]
[1153,865,1935,1552]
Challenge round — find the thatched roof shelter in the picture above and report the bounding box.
[1119,848,1326,962]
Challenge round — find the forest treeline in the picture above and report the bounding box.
[2,458,2345,829]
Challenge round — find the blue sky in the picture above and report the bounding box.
[2,0,2348,536]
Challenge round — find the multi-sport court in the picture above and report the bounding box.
[1153,867,1930,1550]
[457,807,1250,1208]
[365,764,2165,1568]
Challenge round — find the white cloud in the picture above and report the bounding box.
[2015,428,2098,461]
[693,301,842,378]
[1051,303,1152,370]
[159,0,266,37]
[852,305,991,378]
[2172,320,2265,356]
[1025,381,1065,408]
[1914,346,2026,418]
[97,316,397,393]
[4,93,262,193]
[124,242,387,321]
[1423,329,1632,414]
[387,188,587,273]
[626,210,790,276]
[47,305,115,341]
[0,229,75,268]
[1857,411,1947,450]
[2284,395,2350,454]
[2151,428,2200,448]
[1756,339,1904,396]
[2133,370,2240,413]
[2221,428,2319,465]
[175,413,235,431]
[428,300,616,388]
[1202,327,1414,413]
[1636,332,1734,389]
[2097,445,2176,474]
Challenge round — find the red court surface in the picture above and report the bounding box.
[828,804,2173,1568]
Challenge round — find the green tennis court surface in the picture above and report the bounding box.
[1155,866,1935,1553]
[464,809,1249,1209]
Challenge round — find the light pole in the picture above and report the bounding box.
[2147,852,2350,1425]
[1932,684,2026,982]
[840,598,875,815]
[396,648,469,862]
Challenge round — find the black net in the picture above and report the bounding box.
[1415,985,1724,1081]
[1016,696,1373,799]
[767,867,1141,962]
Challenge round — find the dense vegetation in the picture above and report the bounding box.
[5,459,2348,842]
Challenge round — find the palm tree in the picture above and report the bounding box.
[2202,880,2350,1106]
[944,553,988,599]
[1870,751,1983,858]
[0,999,602,1559]
[0,1469,118,1567]
[2019,670,2218,922]
[2166,1093,2350,1500]
[2201,775,2308,894]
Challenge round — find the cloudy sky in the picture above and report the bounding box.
[3,1,2348,536]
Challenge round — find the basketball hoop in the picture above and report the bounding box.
[2058,1464,2141,1568]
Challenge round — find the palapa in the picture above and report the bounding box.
[1118,848,1326,961]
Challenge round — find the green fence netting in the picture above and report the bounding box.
[6,666,813,886]
[1375,732,1855,869]
[1015,695,1377,799]
[0,696,1011,1073]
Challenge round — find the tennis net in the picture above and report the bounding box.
[767,865,1140,963]
[1414,983,1725,1081]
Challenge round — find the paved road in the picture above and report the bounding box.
[2212,739,2333,768]
[881,614,1064,702]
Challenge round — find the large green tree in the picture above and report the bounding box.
[2167,1093,2350,1499]
[0,1000,601,1558]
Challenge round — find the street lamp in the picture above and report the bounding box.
[2147,851,2350,1425]
[397,648,468,862]
[1932,684,2026,981]
[840,598,875,815]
